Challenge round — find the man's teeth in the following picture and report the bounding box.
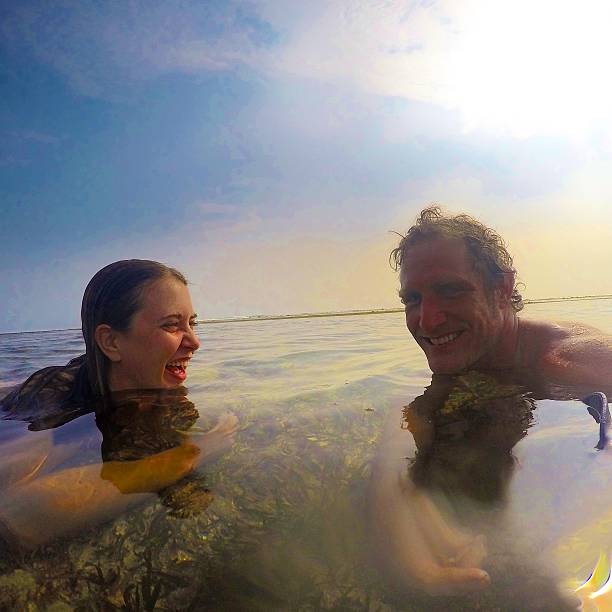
[428,332,461,346]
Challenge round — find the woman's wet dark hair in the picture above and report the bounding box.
[0,260,188,425]
[81,259,187,397]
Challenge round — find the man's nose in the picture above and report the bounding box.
[419,297,447,332]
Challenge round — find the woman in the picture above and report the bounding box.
[0,260,237,550]
[3,259,199,416]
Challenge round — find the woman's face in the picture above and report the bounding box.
[106,278,201,391]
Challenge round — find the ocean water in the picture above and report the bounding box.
[0,300,611,610]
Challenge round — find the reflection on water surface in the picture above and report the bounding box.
[0,300,611,610]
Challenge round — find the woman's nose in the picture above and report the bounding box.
[184,327,201,351]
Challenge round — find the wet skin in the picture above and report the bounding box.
[399,237,515,374]
[106,278,201,391]
[0,387,239,549]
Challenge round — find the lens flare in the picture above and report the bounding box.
[576,551,612,611]
[444,0,612,139]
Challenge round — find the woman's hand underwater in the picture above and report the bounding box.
[101,412,239,494]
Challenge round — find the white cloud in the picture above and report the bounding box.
[7,0,612,140]
[259,1,449,98]
[259,0,612,139]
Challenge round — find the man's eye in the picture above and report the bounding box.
[163,323,179,331]
[189,320,199,329]
[439,286,464,298]
[402,294,420,306]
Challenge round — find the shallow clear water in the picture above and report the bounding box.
[0,301,611,610]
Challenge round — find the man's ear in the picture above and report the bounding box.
[496,272,515,305]
[94,324,122,362]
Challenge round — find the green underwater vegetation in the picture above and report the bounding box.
[0,373,578,611]
[0,386,402,611]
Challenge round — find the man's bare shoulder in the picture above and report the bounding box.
[522,318,610,340]
[519,318,612,387]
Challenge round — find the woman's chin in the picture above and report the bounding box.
[108,369,187,392]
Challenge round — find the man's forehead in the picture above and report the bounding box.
[399,237,479,285]
[400,236,471,268]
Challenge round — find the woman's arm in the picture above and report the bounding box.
[0,413,238,549]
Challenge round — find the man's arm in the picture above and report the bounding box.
[527,320,612,390]
[368,405,489,595]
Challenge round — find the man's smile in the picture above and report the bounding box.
[399,235,513,374]
[422,330,465,347]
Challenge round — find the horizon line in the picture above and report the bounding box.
[1,293,612,336]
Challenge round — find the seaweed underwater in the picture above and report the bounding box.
[0,374,588,612]
[4,309,610,610]
[0,381,403,611]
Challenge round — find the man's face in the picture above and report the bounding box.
[399,237,506,374]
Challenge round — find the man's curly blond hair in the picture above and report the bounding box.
[390,205,524,312]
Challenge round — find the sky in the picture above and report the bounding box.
[2,0,612,333]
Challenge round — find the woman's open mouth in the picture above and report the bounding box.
[165,359,189,382]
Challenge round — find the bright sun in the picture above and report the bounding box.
[443,0,612,138]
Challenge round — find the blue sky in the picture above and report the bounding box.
[2,0,612,332]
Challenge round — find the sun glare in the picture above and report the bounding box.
[443,0,612,138]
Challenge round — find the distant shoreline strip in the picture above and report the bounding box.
[203,294,612,324]
[4,294,612,335]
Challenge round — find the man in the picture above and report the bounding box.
[369,205,612,601]
[390,205,612,388]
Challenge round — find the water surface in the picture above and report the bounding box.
[0,300,611,610]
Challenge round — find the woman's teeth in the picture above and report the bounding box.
[166,360,188,369]
[165,360,188,378]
